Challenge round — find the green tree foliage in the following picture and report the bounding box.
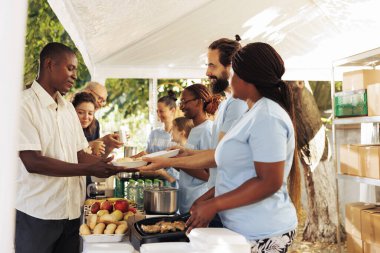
[23,0,90,88]
[105,79,150,118]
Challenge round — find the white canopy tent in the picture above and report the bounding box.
[48,0,380,81]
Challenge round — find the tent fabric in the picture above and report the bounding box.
[48,0,380,81]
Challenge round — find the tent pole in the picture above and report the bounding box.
[0,0,27,252]
[149,78,158,130]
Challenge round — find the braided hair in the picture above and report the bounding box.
[184,84,221,115]
[232,42,301,215]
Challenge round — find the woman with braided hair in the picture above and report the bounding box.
[140,43,300,252]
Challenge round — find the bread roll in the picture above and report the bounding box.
[115,224,128,234]
[79,224,91,235]
[87,214,98,230]
[99,214,117,223]
[93,223,106,234]
[104,223,117,234]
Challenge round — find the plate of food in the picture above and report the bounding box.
[143,149,180,159]
[112,157,148,168]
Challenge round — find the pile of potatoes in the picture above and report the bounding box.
[80,210,129,236]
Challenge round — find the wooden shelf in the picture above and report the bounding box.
[337,174,380,187]
[333,116,380,125]
[333,47,380,67]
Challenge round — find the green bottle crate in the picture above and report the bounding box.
[334,89,368,117]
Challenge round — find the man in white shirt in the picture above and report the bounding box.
[16,42,128,253]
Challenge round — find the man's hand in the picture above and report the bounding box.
[101,134,123,149]
[88,156,137,178]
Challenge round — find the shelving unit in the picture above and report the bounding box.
[331,47,380,252]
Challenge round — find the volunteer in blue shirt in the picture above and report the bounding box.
[141,42,300,253]
[178,83,220,213]
[135,91,179,186]
[205,37,248,189]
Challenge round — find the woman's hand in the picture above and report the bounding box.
[131,151,147,159]
[88,141,105,156]
[101,133,124,149]
[190,187,215,210]
[167,145,195,157]
[186,199,217,233]
[139,156,171,171]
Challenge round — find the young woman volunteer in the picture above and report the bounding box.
[177,83,220,214]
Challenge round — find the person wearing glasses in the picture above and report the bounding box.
[82,82,123,156]
[177,83,220,214]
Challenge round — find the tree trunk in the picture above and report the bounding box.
[301,159,340,243]
[289,81,342,243]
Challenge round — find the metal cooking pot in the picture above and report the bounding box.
[143,187,178,214]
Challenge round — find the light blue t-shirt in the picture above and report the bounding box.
[208,95,248,189]
[146,128,179,185]
[179,120,212,214]
[215,97,297,240]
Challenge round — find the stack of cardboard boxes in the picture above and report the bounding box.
[346,203,380,252]
[340,144,380,179]
[334,70,380,117]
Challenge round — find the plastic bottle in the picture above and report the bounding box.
[145,179,153,190]
[136,179,145,210]
[127,179,137,203]
[153,179,160,189]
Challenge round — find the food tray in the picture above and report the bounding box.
[130,213,190,250]
[81,233,126,243]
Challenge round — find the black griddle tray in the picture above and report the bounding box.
[130,213,190,250]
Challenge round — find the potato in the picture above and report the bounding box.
[93,223,106,234]
[115,224,128,234]
[104,223,117,234]
[79,224,91,235]
[87,214,98,230]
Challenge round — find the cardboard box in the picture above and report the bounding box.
[347,233,364,253]
[362,208,380,245]
[343,70,380,91]
[364,242,380,253]
[367,83,380,116]
[346,202,376,239]
[360,145,380,179]
[341,144,362,176]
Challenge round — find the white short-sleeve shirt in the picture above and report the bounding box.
[17,81,88,220]
[215,97,297,240]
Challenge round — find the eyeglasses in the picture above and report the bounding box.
[90,89,107,105]
[179,98,198,106]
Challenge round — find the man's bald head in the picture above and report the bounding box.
[83,81,108,110]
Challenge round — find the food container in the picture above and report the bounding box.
[143,187,178,214]
[81,233,126,243]
[130,214,190,250]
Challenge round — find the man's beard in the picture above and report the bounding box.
[210,77,229,94]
